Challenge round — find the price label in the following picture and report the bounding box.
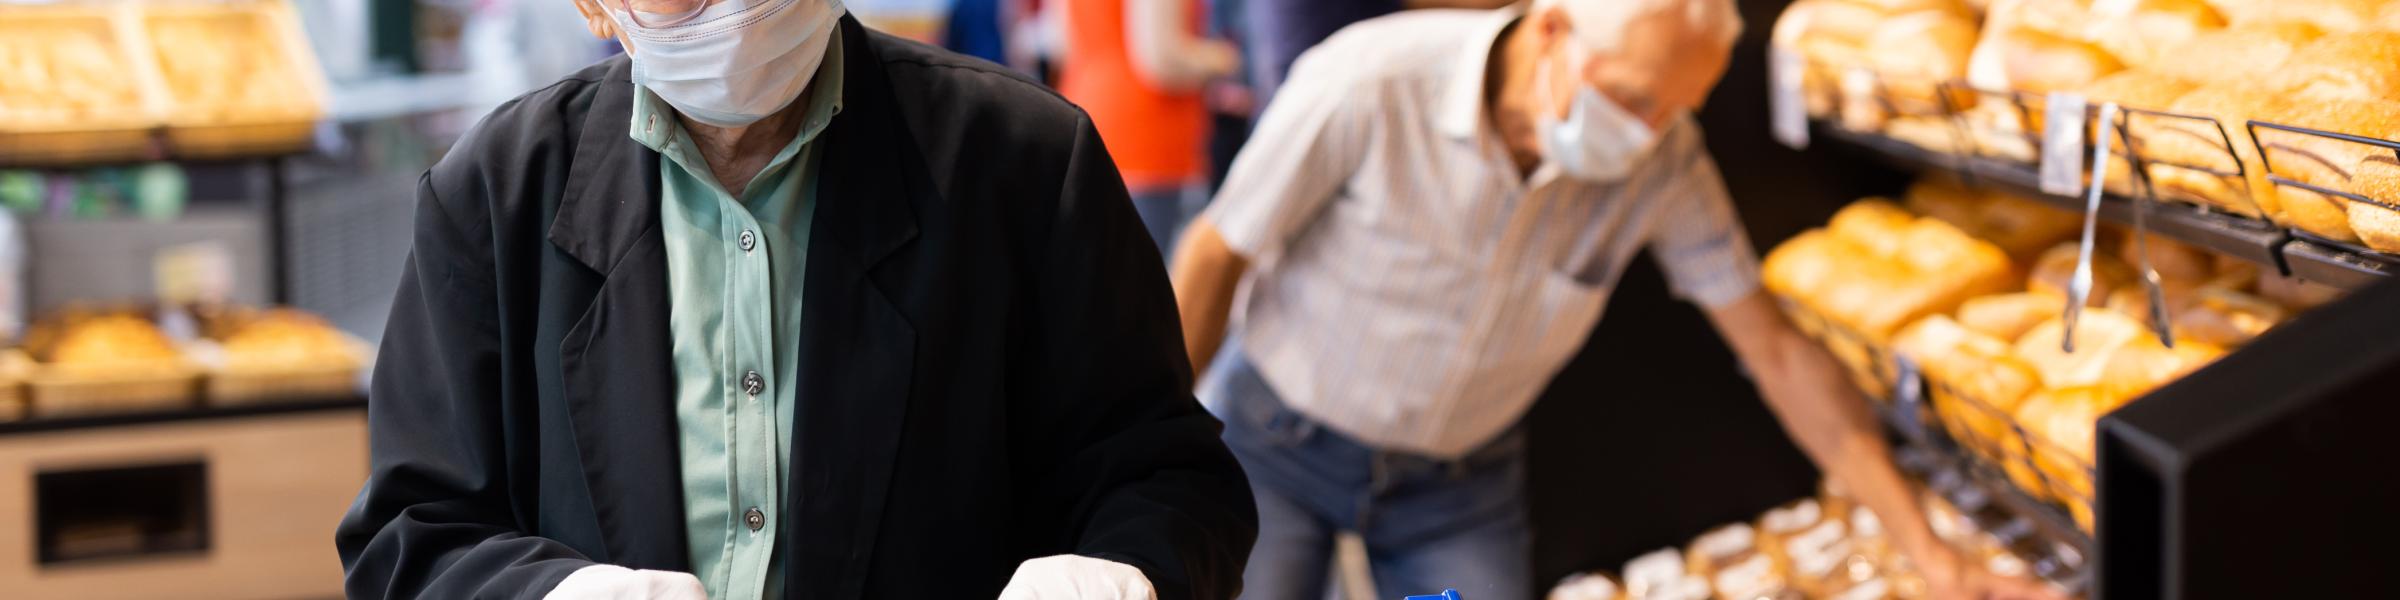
[2039,92,2090,196]
[1770,44,1810,150]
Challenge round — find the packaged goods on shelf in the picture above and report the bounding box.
[1550,479,2081,600]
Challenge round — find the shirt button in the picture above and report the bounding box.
[744,507,766,531]
[742,370,764,396]
[738,229,757,252]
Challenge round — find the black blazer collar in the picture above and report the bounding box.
[542,17,924,588]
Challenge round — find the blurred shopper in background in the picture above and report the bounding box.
[1171,0,2065,598]
[334,0,1258,597]
[1059,0,1241,256]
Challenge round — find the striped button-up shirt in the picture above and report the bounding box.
[1205,8,1761,458]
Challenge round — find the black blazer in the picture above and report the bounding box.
[335,18,1256,600]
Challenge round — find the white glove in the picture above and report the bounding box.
[997,555,1157,600]
[545,564,709,600]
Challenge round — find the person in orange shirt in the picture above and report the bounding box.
[1060,0,1242,256]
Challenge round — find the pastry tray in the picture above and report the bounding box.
[0,3,171,166]
[143,0,327,159]
[26,363,202,419]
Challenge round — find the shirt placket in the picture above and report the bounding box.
[720,196,780,600]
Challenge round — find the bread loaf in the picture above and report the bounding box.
[2013,385,2132,531]
[2256,270,2347,310]
[2082,71,2200,193]
[2148,22,2320,85]
[2028,242,2136,308]
[2347,155,2400,253]
[1895,315,2041,464]
[2101,340,2225,399]
[2014,310,2158,389]
[2144,84,2286,217]
[2237,0,2382,33]
[2254,97,2400,242]
[1958,292,2065,341]
[2118,234,2217,283]
[2083,0,2226,69]
[1998,28,2126,94]
[2173,287,2287,346]
[2270,32,2400,102]
[1867,11,1980,113]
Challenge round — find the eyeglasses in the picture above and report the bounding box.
[609,0,711,28]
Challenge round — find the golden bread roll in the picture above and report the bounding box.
[1764,230,1867,302]
[1840,0,1970,16]
[2081,69,2200,110]
[2028,242,2136,307]
[2100,340,2225,399]
[220,308,361,372]
[2270,32,2400,102]
[1778,0,1883,117]
[2173,287,2287,346]
[1623,548,1692,600]
[2083,0,2227,69]
[2350,155,2400,253]
[1895,315,2041,461]
[2118,234,2217,283]
[2381,2,2400,33]
[2103,278,2202,323]
[1885,116,1971,153]
[1904,175,1984,228]
[2236,0,2382,33]
[2148,22,2322,85]
[49,315,182,371]
[1997,28,2127,94]
[2141,84,2287,217]
[1957,292,2065,341]
[2256,270,2347,310]
[2082,71,2200,193]
[2207,254,2261,289]
[2253,97,2400,242]
[1906,176,2081,260]
[1828,199,1918,256]
[2013,385,2132,530]
[1866,11,1980,112]
[2014,310,2160,389]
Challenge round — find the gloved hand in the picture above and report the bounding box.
[996,554,1156,600]
[545,564,709,600]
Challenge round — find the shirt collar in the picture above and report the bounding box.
[1435,5,1526,141]
[627,25,849,154]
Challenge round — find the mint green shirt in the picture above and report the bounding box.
[634,29,844,600]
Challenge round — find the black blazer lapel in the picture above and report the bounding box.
[785,16,922,599]
[547,57,690,571]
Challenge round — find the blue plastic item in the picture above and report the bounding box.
[1403,590,1462,600]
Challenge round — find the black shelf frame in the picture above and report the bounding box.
[0,395,363,437]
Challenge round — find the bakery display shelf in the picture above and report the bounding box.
[0,393,360,436]
[1818,123,2292,272]
[1881,361,2095,592]
[2241,121,2400,288]
[2281,236,2396,290]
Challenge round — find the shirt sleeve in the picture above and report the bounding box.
[1646,125,1762,310]
[1203,57,1372,264]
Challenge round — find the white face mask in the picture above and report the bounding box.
[1535,39,1663,182]
[607,0,844,128]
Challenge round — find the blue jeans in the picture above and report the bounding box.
[1202,344,1531,600]
[1131,185,1205,260]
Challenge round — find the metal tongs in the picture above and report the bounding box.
[2063,103,2177,352]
